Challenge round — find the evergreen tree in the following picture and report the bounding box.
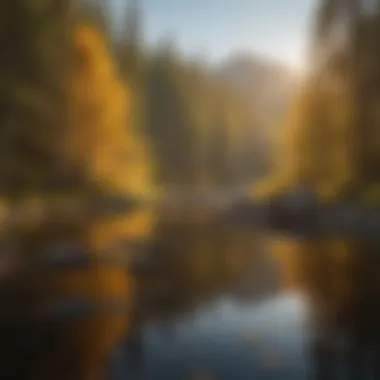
[146,41,196,187]
[0,0,74,195]
[118,0,143,86]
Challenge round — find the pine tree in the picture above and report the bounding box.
[118,0,143,86]
[0,0,73,195]
[146,41,196,187]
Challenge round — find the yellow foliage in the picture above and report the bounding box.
[67,24,150,195]
[7,24,154,379]
[254,85,318,197]
[67,24,154,366]
[65,21,155,251]
[13,222,135,380]
[270,76,357,201]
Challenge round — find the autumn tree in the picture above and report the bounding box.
[0,7,153,380]
[67,23,151,196]
[265,3,380,377]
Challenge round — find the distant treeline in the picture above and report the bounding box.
[83,0,269,189]
[259,0,380,205]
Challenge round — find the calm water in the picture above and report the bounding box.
[111,291,311,380]
[106,213,380,380]
[2,212,379,379]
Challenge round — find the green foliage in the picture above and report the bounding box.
[271,0,380,205]
[0,0,73,195]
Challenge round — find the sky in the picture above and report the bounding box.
[111,0,317,70]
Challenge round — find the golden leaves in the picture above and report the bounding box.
[67,23,150,195]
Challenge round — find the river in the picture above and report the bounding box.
[106,211,380,380]
[1,207,379,379]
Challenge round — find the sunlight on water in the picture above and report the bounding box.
[115,291,311,380]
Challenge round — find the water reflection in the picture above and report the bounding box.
[120,218,380,380]
[2,210,380,379]
[271,236,380,380]
[110,215,302,380]
[119,291,308,380]
[134,214,261,323]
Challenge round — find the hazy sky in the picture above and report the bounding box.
[112,0,317,69]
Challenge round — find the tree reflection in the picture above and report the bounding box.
[271,236,380,379]
[133,212,259,325]
[102,211,260,374]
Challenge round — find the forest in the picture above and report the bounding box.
[2,0,380,208]
[2,1,380,380]
[0,0,300,202]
